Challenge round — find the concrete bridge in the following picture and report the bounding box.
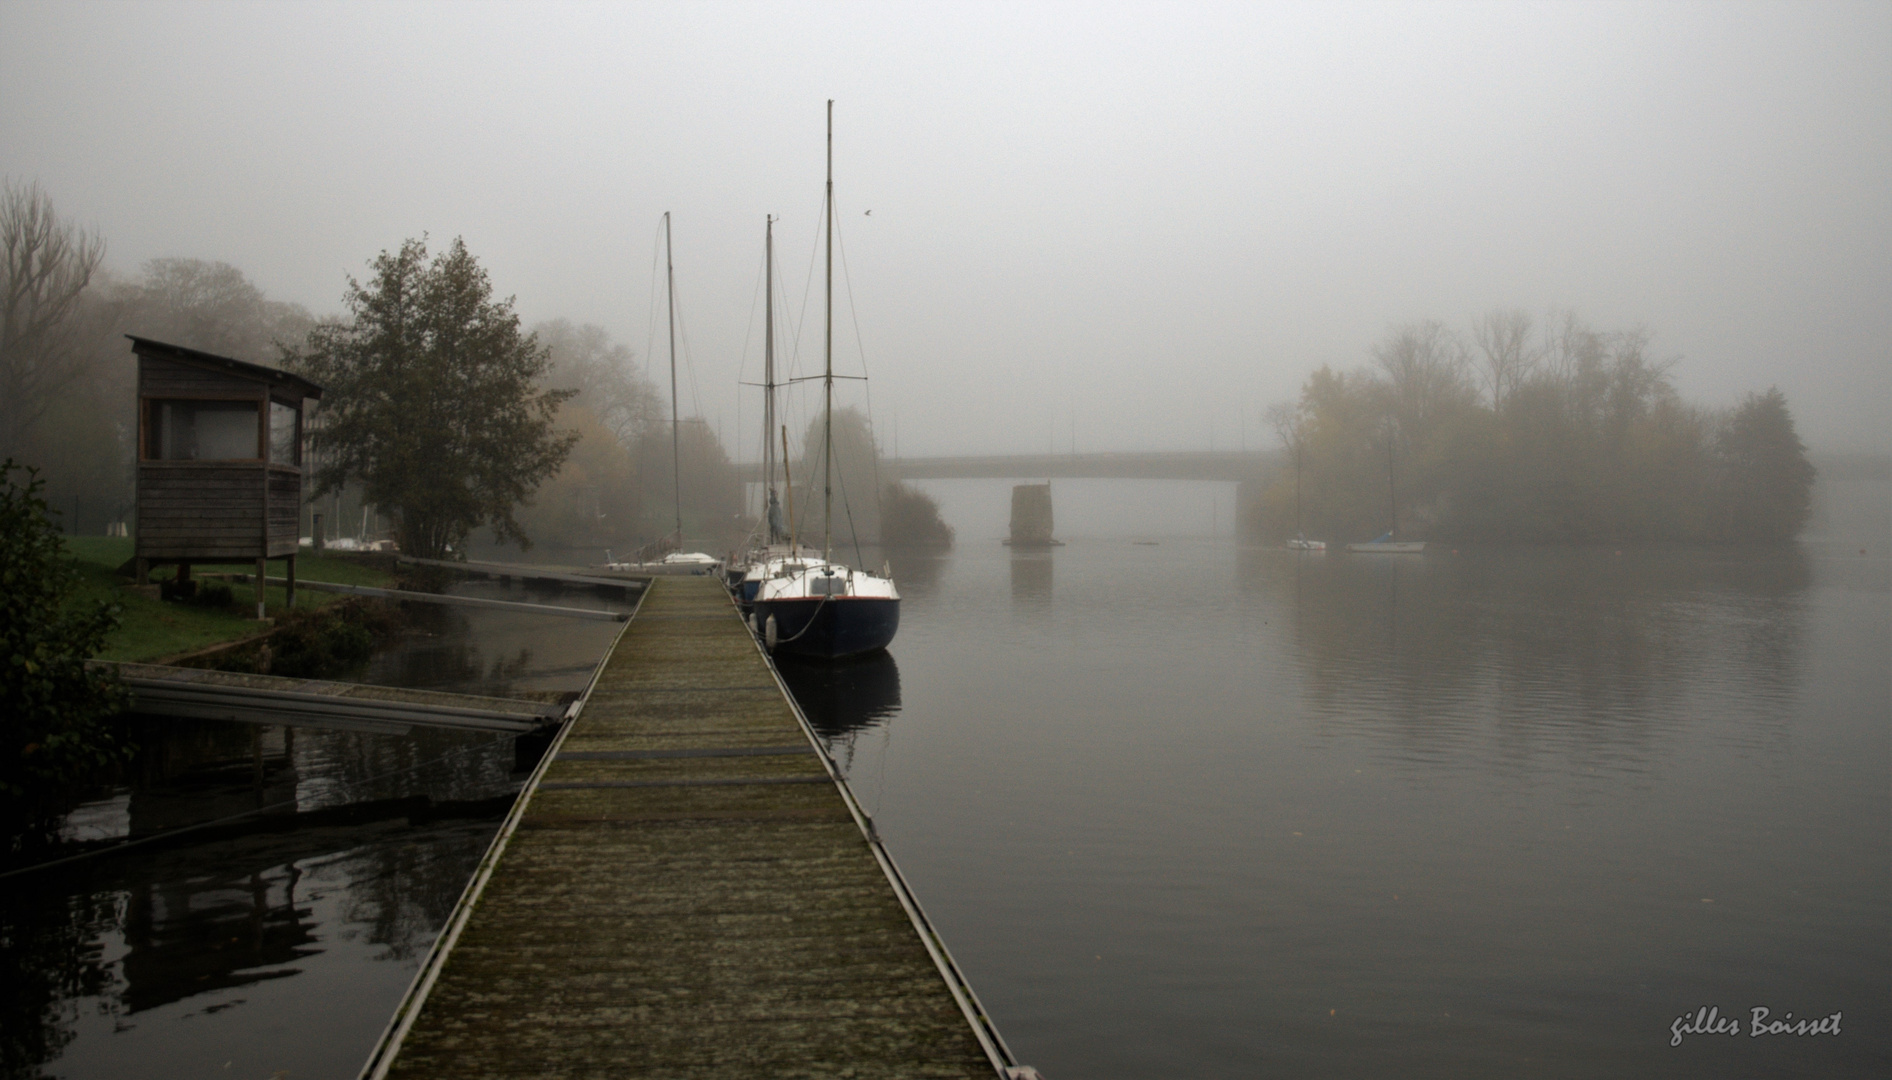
[887,449,1277,483]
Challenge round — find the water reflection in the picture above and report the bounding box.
[121,863,314,1013]
[1010,549,1054,608]
[1238,545,1814,760]
[1,580,623,1077]
[883,547,948,598]
[351,578,634,698]
[776,651,903,770]
[3,806,503,1078]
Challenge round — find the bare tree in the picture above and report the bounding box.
[1370,319,1474,435]
[1469,307,1537,412]
[132,257,315,362]
[1266,401,1311,536]
[1538,307,1604,387]
[0,181,104,454]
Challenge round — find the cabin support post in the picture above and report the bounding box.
[285,554,297,608]
[255,557,267,620]
[134,558,149,586]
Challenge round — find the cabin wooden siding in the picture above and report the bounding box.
[131,340,320,566]
[138,355,269,402]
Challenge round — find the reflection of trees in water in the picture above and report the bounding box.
[777,651,902,772]
[884,549,947,597]
[0,884,122,1078]
[1239,546,1811,756]
[121,863,315,1013]
[295,727,519,809]
[335,820,499,963]
[3,711,524,1076]
[367,604,537,696]
[0,814,503,1077]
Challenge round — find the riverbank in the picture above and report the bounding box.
[64,537,399,662]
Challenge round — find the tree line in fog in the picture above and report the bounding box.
[1244,310,1816,544]
[0,180,748,555]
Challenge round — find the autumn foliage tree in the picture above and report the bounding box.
[289,237,577,559]
[1246,312,1817,545]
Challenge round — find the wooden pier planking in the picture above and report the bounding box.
[96,661,566,734]
[371,575,1004,1079]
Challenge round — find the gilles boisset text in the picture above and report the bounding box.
[1670,1007,1842,1046]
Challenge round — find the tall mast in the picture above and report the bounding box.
[665,211,681,547]
[763,215,780,543]
[1387,433,1397,540]
[822,99,835,558]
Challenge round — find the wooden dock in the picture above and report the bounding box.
[98,661,568,735]
[364,575,1025,1079]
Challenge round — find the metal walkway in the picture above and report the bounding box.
[363,575,1024,1078]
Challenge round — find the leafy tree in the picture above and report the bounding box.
[0,460,128,833]
[794,406,885,545]
[631,416,741,549]
[513,403,642,551]
[533,318,662,445]
[1246,309,1813,545]
[504,321,663,552]
[130,257,317,363]
[289,237,578,559]
[881,480,954,547]
[1718,387,1816,542]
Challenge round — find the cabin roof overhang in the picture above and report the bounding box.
[129,335,325,401]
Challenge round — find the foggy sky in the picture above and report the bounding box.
[3,0,1886,458]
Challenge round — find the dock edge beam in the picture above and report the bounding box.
[355,587,645,1080]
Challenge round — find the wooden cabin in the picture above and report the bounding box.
[131,336,324,615]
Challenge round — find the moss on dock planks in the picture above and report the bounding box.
[383,575,991,1079]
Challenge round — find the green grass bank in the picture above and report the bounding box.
[64,537,398,662]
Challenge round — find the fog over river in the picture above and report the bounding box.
[8,477,1884,1078]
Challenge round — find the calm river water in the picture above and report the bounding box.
[7,477,1886,1079]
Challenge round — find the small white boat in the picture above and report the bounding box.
[600,550,723,575]
[661,551,720,566]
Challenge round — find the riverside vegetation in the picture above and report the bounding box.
[1244,311,1818,544]
[1,462,129,837]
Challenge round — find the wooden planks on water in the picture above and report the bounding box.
[97,661,567,734]
[367,575,1014,1079]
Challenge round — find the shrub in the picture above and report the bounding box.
[881,481,954,547]
[0,460,130,833]
[258,598,396,678]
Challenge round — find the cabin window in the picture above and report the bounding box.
[147,400,260,460]
[810,575,848,596]
[269,401,300,464]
